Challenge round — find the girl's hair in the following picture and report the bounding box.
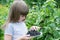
[2,1,29,29]
[9,1,29,22]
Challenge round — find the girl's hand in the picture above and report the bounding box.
[17,35,31,40]
[30,26,40,31]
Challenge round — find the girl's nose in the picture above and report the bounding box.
[23,16,26,19]
[23,16,26,21]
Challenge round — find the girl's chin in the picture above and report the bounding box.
[19,20,25,22]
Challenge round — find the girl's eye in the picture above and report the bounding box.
[21,15,24,17]
[21,15,26,17]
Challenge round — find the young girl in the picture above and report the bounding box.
[3,0,40,40]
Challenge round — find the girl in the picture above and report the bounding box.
[3,0,40,40]
[3,1,30,40]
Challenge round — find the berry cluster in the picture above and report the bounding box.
[27,30,40,36]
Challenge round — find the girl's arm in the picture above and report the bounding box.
[4,23,13,40]
[4,34,12,40]
[17,35,31,40]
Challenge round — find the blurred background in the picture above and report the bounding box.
[0,0,60,40]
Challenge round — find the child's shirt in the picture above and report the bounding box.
[4,22,28,40]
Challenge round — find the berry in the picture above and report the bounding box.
[27,30,40,36]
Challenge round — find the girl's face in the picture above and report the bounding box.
[19,15,26,22]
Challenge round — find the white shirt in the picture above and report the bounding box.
[4,22,28,40]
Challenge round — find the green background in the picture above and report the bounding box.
[0,0,60,40]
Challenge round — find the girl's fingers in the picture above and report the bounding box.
[30,26,41,31]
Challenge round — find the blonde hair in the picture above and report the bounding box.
[2,1,29,30]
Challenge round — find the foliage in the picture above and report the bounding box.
[25,0,46,8]
[0,4,8,40]
[26,0,60,40]
[0,0,13,4]
[55,0,60,8]
[0,0,60,40]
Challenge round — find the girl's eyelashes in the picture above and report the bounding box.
[22,15,25,17]
[21,15,26,17]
